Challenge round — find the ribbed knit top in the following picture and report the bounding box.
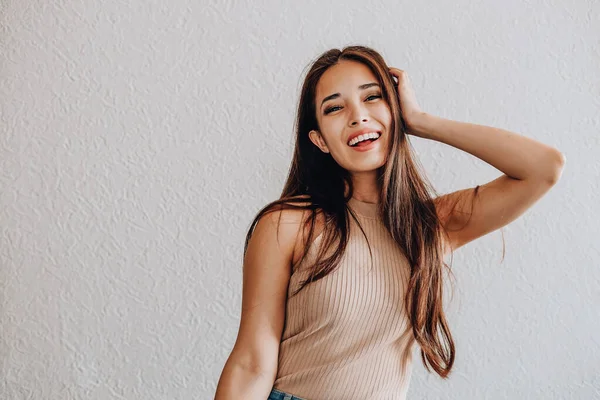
[273,197,417,399]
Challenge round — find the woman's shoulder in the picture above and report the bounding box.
[278,194,327,234]
[275,195,327,267]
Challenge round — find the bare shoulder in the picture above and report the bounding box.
[227,197,311,375]
[280,195,327,267]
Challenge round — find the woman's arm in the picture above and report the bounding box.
[413,112,565,253]
[214,208,303,399]
[387,68,565,253]
[411,113,565,183]
[215,358,276,400]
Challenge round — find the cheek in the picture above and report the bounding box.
[320,124,344,145]
[379,106,393,124]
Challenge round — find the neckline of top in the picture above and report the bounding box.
[347,197,379,219]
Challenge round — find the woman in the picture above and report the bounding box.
[214,45,565,399]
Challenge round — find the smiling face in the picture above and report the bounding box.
[309,59,392,174]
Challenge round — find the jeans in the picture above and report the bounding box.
[267,387,306,400]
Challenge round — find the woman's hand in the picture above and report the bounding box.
[388,67,426,136]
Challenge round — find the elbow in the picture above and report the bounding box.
[545,150,566,185]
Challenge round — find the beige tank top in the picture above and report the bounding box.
[273,196,417,399]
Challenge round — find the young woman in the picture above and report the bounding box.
[214,45,565,400]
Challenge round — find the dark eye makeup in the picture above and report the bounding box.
[323,93,382,115]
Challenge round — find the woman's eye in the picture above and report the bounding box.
[324,94,382,115]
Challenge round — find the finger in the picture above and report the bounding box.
[388,69,399,85]
[388,68,405,86]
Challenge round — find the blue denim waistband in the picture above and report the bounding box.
[268,387,306,400]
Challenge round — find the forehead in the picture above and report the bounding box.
[315,60,378,100]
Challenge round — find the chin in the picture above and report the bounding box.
[350,160,387,173]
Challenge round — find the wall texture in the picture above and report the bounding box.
[0,0,598,399]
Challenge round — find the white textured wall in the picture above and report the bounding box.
[0,0,598,399]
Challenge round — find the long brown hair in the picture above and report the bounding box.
[243,45,481,378]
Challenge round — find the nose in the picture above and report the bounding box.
[348,104,370,127]
[349,117,368,126]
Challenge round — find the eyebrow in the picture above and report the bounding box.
[320,82,380,108]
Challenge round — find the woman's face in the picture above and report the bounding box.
[310,59,392,173]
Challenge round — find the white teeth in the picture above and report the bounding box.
[348,132,380,146]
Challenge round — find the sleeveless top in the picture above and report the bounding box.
[273,197,417,399]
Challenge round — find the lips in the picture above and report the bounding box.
[346,130,382,147]
[346,128,382,144]
[349,136,380,152]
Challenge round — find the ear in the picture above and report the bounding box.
[308,130,330,153]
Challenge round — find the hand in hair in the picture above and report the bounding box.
[389,67,426,136]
